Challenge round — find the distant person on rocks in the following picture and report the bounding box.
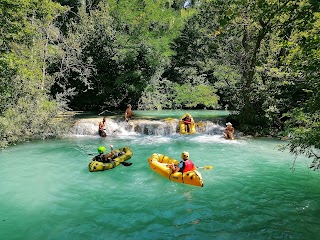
[125,104,134,122]
[224,122,234,140]
[98,117,107,137]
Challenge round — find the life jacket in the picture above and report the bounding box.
[183,117,191,124]
[182,160,195,172]
[93,154,103,162]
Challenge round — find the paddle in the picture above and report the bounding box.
[197,166,214,170]
[88,153,132,166]
[98,109,117,115]
[120,161,132,166]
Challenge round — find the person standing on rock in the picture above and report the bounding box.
[98,117,107,137]
[125,104,134,122]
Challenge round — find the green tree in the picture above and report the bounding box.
[174,83,219,108]
[50,3,160,110]
[0,0,70,148]
[281,109,320,171]
[51,0,192,110]
[167,0,319,135]
[138,68,175,110]
[281,8,320,169]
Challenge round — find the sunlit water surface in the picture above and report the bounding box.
[0,111,319,240]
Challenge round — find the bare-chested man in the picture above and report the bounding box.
[224,122,234,140]
[98,117,107,137]
[124,104,133,122]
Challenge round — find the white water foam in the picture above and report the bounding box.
[71,118,231,138]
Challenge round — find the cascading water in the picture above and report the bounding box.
[71,117,227,136]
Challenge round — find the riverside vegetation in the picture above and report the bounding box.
[0,0,319,169]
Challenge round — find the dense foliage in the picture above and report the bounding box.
[0,0,71,148]
[0,0,319,168]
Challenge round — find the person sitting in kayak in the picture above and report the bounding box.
[98,117,107,137]
[168,151,195,174]
[93,145,125,163]
[182,115,192,132]
[224,122,234,140]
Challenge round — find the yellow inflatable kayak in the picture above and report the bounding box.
[179,113,196,134]
[89,146,133,172]
[148,153,203,187]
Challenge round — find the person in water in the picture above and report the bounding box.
[93,145,125,163]
[182,115,192,132]
[98,117,107,137]
[224,122,234,140]
[125,104,133,122]
[168,151,195,174]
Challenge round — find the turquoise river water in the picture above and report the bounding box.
[0,110,319,240]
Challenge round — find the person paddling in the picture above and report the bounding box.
[93,145,125,163]
[168,151,195,174]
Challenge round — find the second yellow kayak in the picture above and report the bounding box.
[179,113,196,134]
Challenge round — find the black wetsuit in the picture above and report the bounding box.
[93,152,124,163]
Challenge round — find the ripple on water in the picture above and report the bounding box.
[0,136,319,240]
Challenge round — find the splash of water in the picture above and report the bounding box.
[71,118,227,136]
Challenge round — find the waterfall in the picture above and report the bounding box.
[71,117,227,136]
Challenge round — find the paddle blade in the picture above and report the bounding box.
[203,166,213,170]
[121,162,132,166]
[197,166,214,170]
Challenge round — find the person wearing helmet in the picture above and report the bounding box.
[168,151,195,174]
[93,145,107,162]
[93,145,125,163]
[98,146,107,154]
